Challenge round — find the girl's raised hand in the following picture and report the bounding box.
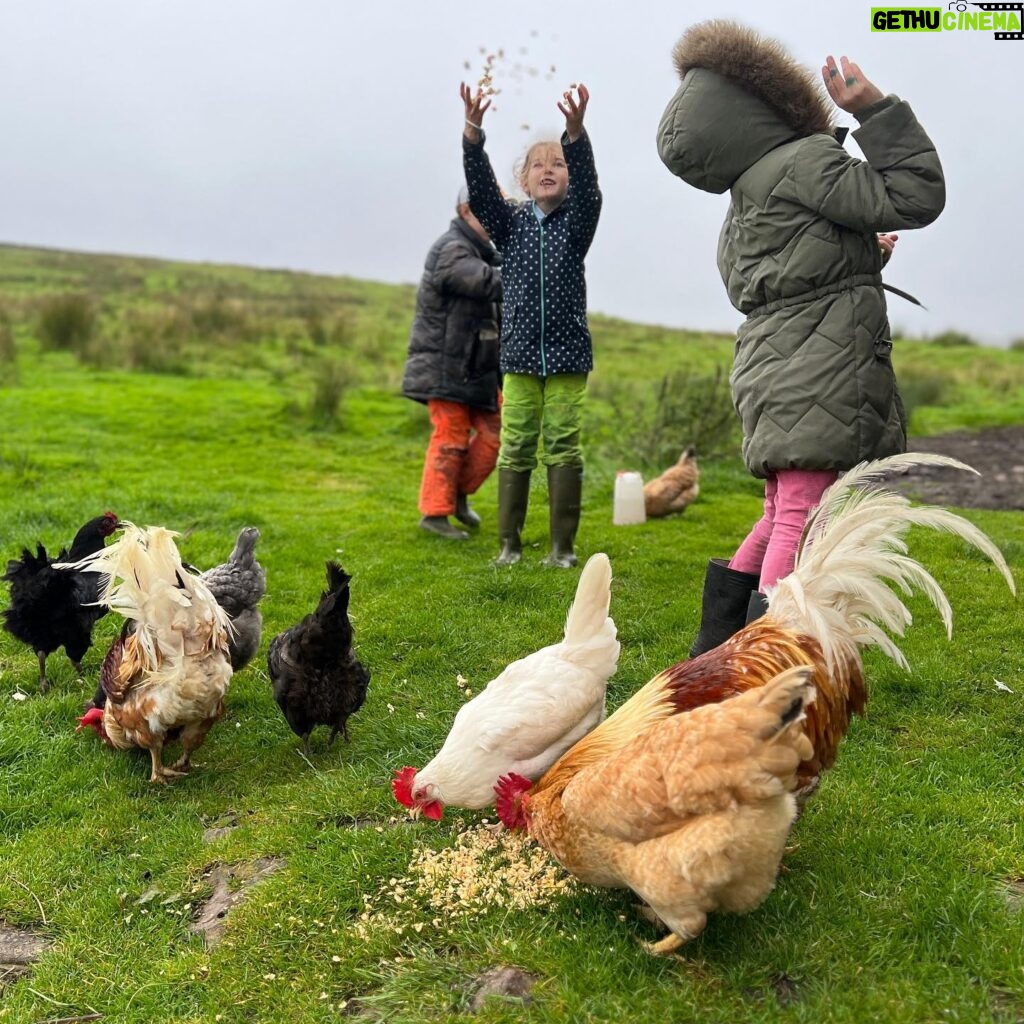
[878,232,899,267]
[557,83,589,142]
[461,82,490,143]
[822,56,884,114]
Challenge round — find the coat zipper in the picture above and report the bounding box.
[538,218,547,376]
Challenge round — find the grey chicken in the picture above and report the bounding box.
[644,446,700,518]
[267,561,370,755]
[200,527,266,672]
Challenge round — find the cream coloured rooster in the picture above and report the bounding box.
[393,552,619,820]
[69,523,233,783]
[496,454,1015,951]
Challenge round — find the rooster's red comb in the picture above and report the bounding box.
[494,772,534,830]
[391,766,418,808]
[76,707,105,734]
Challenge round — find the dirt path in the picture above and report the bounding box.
[894,426,1024,511]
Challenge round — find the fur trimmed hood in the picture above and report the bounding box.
[672,20,834,137]
[657,20,837,193]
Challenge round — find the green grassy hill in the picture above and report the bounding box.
[0,244,1021,1023]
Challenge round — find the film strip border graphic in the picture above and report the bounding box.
[971,1,1024,38]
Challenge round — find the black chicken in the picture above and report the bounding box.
[2,511,120,691]
[267,561,371,755]
[200,526,266,672]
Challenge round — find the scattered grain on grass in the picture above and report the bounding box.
[350,825,576,940]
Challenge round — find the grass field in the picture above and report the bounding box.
[1,244,1021,1023]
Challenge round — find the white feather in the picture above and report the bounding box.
[769,454,1016,675]
[62,521,232,683]
[412,552,620,809]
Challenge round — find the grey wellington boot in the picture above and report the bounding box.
[495,470,531,565]
[419,515,469,540]
[542,465,583,569]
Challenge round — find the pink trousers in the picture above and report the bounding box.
[729,468,838,591]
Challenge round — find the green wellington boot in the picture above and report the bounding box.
[542,465,583,569]
[495,469,531,565]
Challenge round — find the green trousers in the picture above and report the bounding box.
[497,373,587,473]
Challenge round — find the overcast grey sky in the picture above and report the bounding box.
[1,2,1020,346]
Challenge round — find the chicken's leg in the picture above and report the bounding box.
[170,718,216,773]
[37,651,49,693]
[327,721,350,748]
[638,907,705,957]
[641,932,688,956]
[148,744,186,784]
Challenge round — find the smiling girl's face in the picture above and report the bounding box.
[520,142,569,212]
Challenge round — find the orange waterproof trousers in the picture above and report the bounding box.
[419,399,502,516]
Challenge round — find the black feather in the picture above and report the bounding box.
[266,561,370,752]
[2,512,118,687]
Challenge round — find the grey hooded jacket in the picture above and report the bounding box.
[657,22,945,477]
[402,216,503,410]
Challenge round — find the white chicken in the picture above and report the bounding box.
[392,552,619,819]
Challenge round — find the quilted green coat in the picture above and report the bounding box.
[657,22,945,477]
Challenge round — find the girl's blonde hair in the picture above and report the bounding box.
[513,140,565,196]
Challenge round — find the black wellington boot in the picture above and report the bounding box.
[495,469,531,565]
[542,465,583,569]
[746,591,769,624]
[454,494,481,529]
[688,558,761,657]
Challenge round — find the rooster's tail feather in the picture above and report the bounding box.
[769,454,1016,674]
[59,522,231,675]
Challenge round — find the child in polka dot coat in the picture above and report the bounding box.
[461,81,602,568]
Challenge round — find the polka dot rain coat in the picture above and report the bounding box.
[463,130,602,377]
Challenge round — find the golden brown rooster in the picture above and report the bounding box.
[495,453,1015,951]
[70,523,233,783]
[521,666,815,954]
[644,446,700,518]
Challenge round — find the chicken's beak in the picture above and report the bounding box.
[408,805,423,821]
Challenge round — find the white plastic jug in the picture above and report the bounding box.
[613,471,646,525]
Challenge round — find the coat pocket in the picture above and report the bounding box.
[500,304,519,341]
[464,324,500,381]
